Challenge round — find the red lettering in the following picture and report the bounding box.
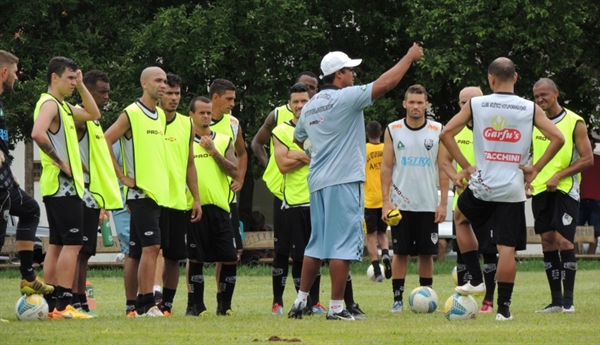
[483,127,521,142]
[484,151,521,163]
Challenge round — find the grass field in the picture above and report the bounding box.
[1,259,599,344]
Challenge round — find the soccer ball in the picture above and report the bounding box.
[366,264,385,280]
[15,294,48,321]
[451,266,458,285]
[408,286,438,313]
[443,293,478,321]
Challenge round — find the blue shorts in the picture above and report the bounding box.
[112,209,130,255]
[305,182,364,261]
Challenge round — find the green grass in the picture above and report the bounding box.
[1,260,599,344]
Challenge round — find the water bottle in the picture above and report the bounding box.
[100,217,114,247]
[85,281,97,310]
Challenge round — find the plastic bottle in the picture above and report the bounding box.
[85,281,97,310]
[100,218,114,247]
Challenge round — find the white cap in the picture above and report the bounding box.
[320,51,362,77]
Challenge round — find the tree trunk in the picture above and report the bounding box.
[24,140,34,196]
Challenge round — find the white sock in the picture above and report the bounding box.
[295,291,309,307]
[330,300,343,313]
[153,285,161,293]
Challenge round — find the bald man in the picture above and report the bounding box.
[439,86,499,314]
[105,66,171,317]
[440,57,564,321]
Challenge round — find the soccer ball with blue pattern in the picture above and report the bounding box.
[408,286,438,313]
[15,294,48,321]
[444,293,478,321]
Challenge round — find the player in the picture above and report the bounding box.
[439,57,564,321]
[530,78,592,314]
[381,84,449,313]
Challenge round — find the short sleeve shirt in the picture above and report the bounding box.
[294,83,374,192]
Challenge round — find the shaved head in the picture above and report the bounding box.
[488,57,516,82]
[533,78,557,92]
[140,66,165,83]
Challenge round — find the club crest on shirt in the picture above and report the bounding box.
[430,232,438,244]
[562,213,573,226]
[424,138,434,151]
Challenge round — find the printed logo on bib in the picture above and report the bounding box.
[484,151,521,163]
[396,140,405,150]
[562,213,573,226]
[483,115,521,142]
[423,138,434,150]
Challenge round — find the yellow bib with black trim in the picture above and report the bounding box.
[192,132,232,212]
[453,126,475,210]
[364,142,383,208]
[124,102,170,206]
[531,109,583,196]
[272,121,309,205]
[33,93,84,198]
[165,113,192,210]
[85,120,123,209]
[263,104,294,199]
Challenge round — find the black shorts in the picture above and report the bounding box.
[532,191,579,243]
[45,196,84,246]
[273,197,291,255]
[0,188,10,249]
[364,208,387,234]
[128,198,169,260]
[451,214,497,255]
[162,208,189,261]
[230,202,243,250]
[285,206,311,261]
[80,207,100,255]
[187,204,237,263]
[391,211,439,256]
[457,188,526,250]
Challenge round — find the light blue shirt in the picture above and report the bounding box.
[294,83,374,192]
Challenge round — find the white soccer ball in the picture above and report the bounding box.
[15,294,48,321]
[366,264,385,280]
[444,293,478,321]
[408,286,439,313]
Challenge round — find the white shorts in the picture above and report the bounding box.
[304,182,364,261]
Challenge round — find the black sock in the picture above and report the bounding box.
[560,249,577,307]
[456,249,470,285]
[188,261,205,313]
[142,293,155,313]
[271,253,289,305]
[216,292,222,313]
[162,288,176,312]
[381,249,390,258]
[543,250,562,305]
[496,281,513,317]
[219,264,236,311]
[309,270,321,307]
[55,286,72,311]
[372,260,382,276]
[482,254,497,302]
[136,294,143,314]
[18,250,35,281]
[419,277,433,288]
[343,273,355,307]
[71,293,81,309]
[462,250,482,285]
[291,260,302,294]
[78,293,89,312]
[126,299,136,313]
[45,287,57,312]
[392,279,405,302]
[187,292,194,309]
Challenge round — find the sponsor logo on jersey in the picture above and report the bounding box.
[483,127,521,142]
[457,139,472,145]
[391,123,403,130]
[396,140,405,150]
[535,135,549,141]
[308,118,325,126]
[424,138,434,150]
[427,123,439,131]
[490,115,507,130]
[146,129,164,135]
[400,156,431,167]
[165,136,177,142]
[484,150,521,163]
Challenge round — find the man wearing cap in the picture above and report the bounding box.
[288,43,423,321]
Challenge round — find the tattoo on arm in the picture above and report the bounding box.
[38,142,63,164]
[212,147,238,179]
